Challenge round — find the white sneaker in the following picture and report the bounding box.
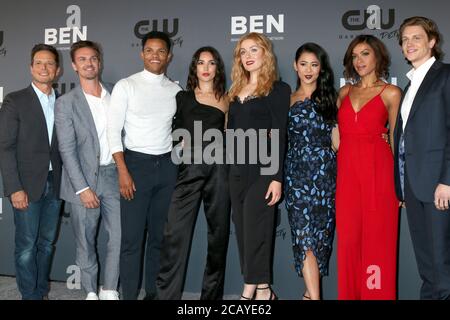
[99,287,119,300]
[86,292,99,300]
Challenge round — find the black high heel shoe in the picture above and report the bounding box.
[240,291,256,300]
[256,286,278,300]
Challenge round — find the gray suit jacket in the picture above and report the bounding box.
[55,83,114,204]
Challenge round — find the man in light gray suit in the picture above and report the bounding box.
[55,40,120,300]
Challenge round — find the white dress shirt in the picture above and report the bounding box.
[83,85,113,166]
[401,56,436,130]
[31,82,56,171]
[107,69,182,155]
[76,85,114,195]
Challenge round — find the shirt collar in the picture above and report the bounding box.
[83,83,108,99]
[142,69,165,83]
[31,82,55,100]
[406,56,436,81]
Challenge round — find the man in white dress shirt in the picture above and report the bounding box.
[55,40,120,300]
[394,16,450,299]
[107,31,181,300]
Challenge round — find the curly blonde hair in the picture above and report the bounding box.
[228,32,278,100]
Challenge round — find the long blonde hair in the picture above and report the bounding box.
[228,32,278,100]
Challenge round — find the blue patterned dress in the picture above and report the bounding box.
[284,99,336,277]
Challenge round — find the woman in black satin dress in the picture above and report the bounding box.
[156,46,231,300]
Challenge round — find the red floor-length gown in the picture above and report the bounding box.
[336,84,398,300]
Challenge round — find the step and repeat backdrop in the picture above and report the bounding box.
[1,0,449,299]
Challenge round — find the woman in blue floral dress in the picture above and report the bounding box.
[284,43,338,300]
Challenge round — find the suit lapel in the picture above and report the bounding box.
[73,85,101,154]
[406,61,442,127]
[27,85,51,149]
[50,91,59,151]
[399,81,411,112]
[394,81,410,146]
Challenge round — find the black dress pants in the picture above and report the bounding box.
[157,163,231,300]
[119,150,178,300]
[405,174,450,300]
[229,165,276,284]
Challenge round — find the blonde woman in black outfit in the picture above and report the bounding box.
[156,47,230,300]
[227,32,290,300]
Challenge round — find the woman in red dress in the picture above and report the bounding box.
[335,35,401,300]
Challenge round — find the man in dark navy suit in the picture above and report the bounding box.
[394,16,450,300]
[0,44,62,300]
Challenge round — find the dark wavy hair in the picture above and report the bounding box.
[294,42,337,123]
[186,46,226,100]
[343,34,390,82]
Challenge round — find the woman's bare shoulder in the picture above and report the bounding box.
[338,84,352,98]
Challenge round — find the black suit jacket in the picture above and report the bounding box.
[0,85,62,202]
[394,60,450,202]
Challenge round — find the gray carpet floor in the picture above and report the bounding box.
[0,275,239,300]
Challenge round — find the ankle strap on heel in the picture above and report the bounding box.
[255,286,278,300]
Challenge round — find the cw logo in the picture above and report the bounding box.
[133,18,183,49]
[342,5,395,31]
[134,18,179,39]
